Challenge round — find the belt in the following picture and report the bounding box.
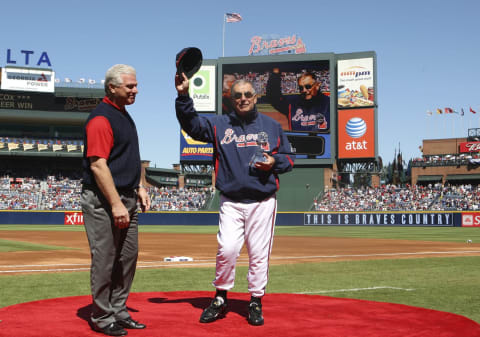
[83,184,137,196]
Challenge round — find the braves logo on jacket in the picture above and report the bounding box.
[220,128,271,151]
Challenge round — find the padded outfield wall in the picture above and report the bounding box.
[1,210,479,227]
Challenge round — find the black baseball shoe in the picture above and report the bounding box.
[92,322,128,336]
[117,317,146,329]
[247,301,264,326]
[199,297,227,323]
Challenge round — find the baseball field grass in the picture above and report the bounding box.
[1,225,480,323]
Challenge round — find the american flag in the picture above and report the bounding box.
[226,13,242,23]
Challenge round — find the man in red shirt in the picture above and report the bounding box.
[81,64,150,336]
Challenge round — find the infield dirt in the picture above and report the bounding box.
[1,230,480,274]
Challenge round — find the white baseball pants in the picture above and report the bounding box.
[213,194,277,298]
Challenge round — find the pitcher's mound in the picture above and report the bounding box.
[1,291,479,337]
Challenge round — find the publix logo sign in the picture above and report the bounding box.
[345,117,368,150]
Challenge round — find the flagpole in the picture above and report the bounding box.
[461,110,464,137]
[222,14,226,57]
[426,115,432,138]
[452,114,455,137]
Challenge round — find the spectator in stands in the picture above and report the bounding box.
[81,64,150,336]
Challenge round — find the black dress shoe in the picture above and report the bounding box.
[93,322,128,336]
[117,317,146,329]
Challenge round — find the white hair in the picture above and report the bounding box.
[104,64,136,94]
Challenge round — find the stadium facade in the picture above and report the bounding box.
[411,130,480,185]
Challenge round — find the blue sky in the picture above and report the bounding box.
[1,0,479,169]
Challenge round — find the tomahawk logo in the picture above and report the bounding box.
[64,212,84,225]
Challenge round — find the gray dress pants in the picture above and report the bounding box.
[81,188,139,328]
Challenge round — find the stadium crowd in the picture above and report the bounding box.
[0,175,214,211]
[229,69,330,97]
[313,184,480,211]
[2,175,480,212]
[148,186,215,211]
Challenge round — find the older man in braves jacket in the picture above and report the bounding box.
[175,73,294,326]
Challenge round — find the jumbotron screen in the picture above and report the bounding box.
[218,53,335,162]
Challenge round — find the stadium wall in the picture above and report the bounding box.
[276,167,325,211]
[0,210,474,227]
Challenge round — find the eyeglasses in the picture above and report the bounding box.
[233,91,254,99]
[298,84,313,91]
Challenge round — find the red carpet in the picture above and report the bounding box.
[1,291,479,337]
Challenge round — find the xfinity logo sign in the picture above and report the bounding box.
[64,212,84,225]
[1,49,52,67]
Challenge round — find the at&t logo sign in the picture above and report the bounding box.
[345,117,368,150]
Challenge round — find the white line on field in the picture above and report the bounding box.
[0,267,91,273]
[0,262,217,273]
[296,286,416,294]
[270,250,480,260]
[1,249,480,273]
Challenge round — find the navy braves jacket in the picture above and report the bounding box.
[176,95,295,203]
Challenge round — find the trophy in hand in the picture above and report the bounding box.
[249,132,269,168]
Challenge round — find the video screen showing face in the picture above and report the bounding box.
[221,60,330,133]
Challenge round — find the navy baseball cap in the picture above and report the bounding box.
[176,47,203,79]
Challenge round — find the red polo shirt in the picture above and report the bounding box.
[85,96,125,159]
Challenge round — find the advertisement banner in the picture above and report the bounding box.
[337,58,374,108]
[304,212,455,226]
[1,67,55,93]
[459,142,480,153]
[64,212,84,225]
[461,213,480,227]
[189,65,216,112]
[338,108,375,159]
[180,129,214,162]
